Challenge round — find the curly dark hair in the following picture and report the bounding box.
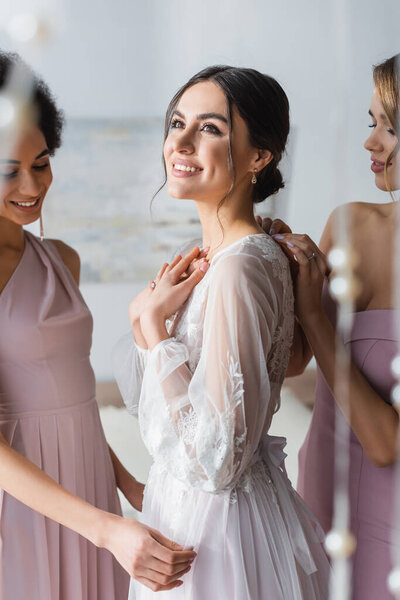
[0,50,64,154]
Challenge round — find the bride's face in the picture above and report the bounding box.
[364,89,399,192]
[163,80,258,203]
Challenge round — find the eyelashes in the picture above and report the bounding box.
[170,118,184,130]
[1,164,50,179]
[170,119,222,136]
[368,123,397,136]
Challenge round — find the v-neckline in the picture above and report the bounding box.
[0,232,28,298]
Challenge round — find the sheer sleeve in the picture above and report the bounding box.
[112,241,202,416]
[112,332,149,416]
[139,252,284,493]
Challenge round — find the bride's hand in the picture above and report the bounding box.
[128,247,209,349]
[144,246,209,321]
[185,246,210,276]
[271,233,327,323]
[140,247,209,350]
[102,514,196,592]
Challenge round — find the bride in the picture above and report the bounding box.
[114,65,330,599]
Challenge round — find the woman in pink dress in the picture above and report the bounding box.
[0,51,195,599]
[270,54,400,599]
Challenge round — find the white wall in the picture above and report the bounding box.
[2,0,396,237]
[3,0,400,378]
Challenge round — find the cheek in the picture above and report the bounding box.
[2,181,17,201]
[45,170,53,188]
[201,142,230,175]
[163,136,173,161]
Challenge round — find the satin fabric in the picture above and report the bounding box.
[0,232,129,600]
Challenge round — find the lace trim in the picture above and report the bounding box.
[240,236,294,385]
[177,407,198,445]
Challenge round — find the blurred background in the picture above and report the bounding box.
[0,0,399,516]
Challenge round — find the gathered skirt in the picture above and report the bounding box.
[130,436,330,600]
[0,398,129,600]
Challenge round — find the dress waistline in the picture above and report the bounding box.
[0,396,97,420]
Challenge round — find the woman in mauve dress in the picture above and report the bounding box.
[270,53,400,600]
[114,65,330,600]
[0,51,195,599]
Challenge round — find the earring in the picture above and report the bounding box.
[40,214,44,242]
[251,169,257,184]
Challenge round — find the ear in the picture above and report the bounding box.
[249,149,273,174]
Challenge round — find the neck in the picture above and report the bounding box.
[195,190,262,255]
[0,217,25,252]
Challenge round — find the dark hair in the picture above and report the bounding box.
[0,50,64,154]
[160,65,290,204]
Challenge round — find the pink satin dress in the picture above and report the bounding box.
[0,231,129,600]
[298,284,398,600]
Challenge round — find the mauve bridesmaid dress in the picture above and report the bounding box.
[298,283,399,600]
[0,231,129,599]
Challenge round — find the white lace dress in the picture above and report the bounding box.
[114,234,330,600]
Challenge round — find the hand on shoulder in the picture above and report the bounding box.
[50,239,81,285]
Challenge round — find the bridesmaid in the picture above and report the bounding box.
[0,51,195,599]
[270,54,400,599]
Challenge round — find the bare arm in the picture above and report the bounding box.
[0,430,195,590]
[282,214,334,377]
[108,445,144,512]
[273,208,399,467]
[300,309,399,467]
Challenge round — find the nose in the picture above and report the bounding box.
[364,127,383,153]
[173,127,195,155]
[18,170,41,197]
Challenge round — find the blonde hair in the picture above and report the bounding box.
[373,54,400,196]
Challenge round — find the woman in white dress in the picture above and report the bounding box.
[114,65,330,599]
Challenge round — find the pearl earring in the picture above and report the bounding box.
[251,169,257,184]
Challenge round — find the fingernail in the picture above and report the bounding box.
[199,262,209,273]
[176,581,184,587]
[286,241,295,248]
[272,234,284,239]
[269,228,276,235]
[202,246,210,252]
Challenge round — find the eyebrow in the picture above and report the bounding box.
[173,109,228,124]
[368,109,387,121]
[0,148,50,165]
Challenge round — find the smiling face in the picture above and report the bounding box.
[0,127,52,226]
[364,89,399,192]
[163,80,266,204]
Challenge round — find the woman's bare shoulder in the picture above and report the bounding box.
[49,239,81,285]
[320,201,390,252]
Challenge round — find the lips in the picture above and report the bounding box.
[171,159,203,178]
[10,196,41,211]
[370,157,391,174]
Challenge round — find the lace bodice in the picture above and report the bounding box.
[114,233,294,494]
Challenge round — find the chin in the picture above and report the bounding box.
[167,183,194,200]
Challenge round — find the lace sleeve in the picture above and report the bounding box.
[139,252,284,492]
[112,332,149,416]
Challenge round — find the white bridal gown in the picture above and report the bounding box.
[114,233,330,600]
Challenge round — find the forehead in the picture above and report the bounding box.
[177,81,227,116]
[370,88,387,116]
[3,127,47,160]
